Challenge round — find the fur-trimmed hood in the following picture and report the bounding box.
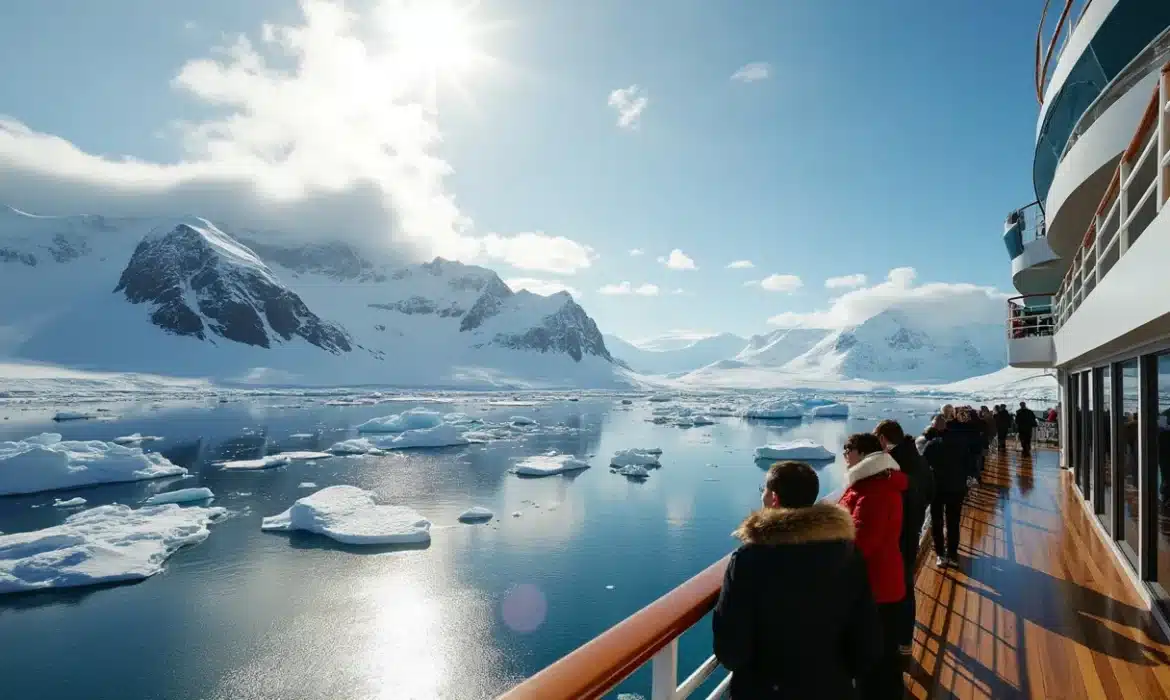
[844,451,900,487]
[733,502,856,545]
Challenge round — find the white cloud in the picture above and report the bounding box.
[608,85,648,130]
[658,249,697,270]
[731,62,771,83]
[505,278,580,298]
[0,0,592,271]
[747,274,803,292]
[671,288,686,295]
[726,259,754,269]
[599,281,659,296]
[825,273,867,289]
[766,267,1008,329]
[629,248,644,256]
[477,232,595,274]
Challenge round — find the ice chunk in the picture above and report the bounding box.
[648,394,673,402]
[742,399,802,419]
[376,423,470,450]
[691,415,715,426]
[328,438,382,455]
[143,487,214,505]
[218,455,291,470]
[0,434,187,496]
[275,451,332,461]
[513,455,591,477]
[289,433,316,439]
[112,433,164,446]
[356,408,445,433]
[261,485,431,545]
[53,497,87,508]
[0,503,225,593]
[810,402,850,418]
[458,506,494,522]
[753,439,835,461]
[52,411,95,422]
[610,448,661,468]
[707,405,737,417]
[298,482,318,489]
[510,416,536,426]
[615,464,650,479]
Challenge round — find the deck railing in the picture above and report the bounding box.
[1053,63,1170,330]
[1007,294,1055,339]
[499,491,933,700]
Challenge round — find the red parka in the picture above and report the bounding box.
[839,451,909,604]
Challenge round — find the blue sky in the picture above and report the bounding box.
[0,0,1041,341]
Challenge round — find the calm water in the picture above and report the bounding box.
[0,394,941,700]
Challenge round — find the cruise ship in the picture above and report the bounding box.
[499,2,1170,698]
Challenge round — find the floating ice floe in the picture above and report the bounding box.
[458,506,495,522]
[648,394,673,403]
[143,487,214,505]
[753,439,835,461]
[261,485,431,545]
[0,503,226,594]
[273,451,332,461]
[375,423,470,450]
[611,448,662,468]
[52,411,95,422]
[691,415,715,426]
[707,405,737,417]
[289,433,316,439]
[463,427,516,443]
[614,464,650,479]
[53,497,87,508]
[218,455,291,470]
[513,454,591,477]
[510,416,536,426]
[0,434,188,496]
[357,408,464,433]
[298,482,318,489]
[328,438,385,455]
[742,399,803,419]
[810,402,850,418]
[112,433,164,446]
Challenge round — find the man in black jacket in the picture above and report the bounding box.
[714,460,880,699]
[923,427,972,567]
[875,419,932,659]
[1016,401,1038,456]
[994,405,1012,452]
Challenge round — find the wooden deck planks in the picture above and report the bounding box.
[905,447,1170,699]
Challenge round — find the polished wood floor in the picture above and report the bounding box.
[905,446,1170,699]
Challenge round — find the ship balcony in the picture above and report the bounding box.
[1005,203,1065,296]
[1007,294,1056,368]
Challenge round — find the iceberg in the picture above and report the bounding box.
[261,485,431,545]
[328,438,384,455]
[648,394,673,402]
[218,455,291,470]
[112,433,164,446]
[376,423,470,450]
[691,415,715,426]
[458,506,495,522]
[0,503,225,593]
[742,399,802,419]
[53,497,87,508]
[274,451,332,461]
[753,440,835,462]
[611,448,661,467]
[356,408,446,433]
[615,464,650,479]
[510,416,536,426]
[513,455,591,477]
[0,433,187,496]
[52,411,95,422]
[298,482,318,489]
[143,487,214,505]
[810,402,850,418]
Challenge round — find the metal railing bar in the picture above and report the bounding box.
[704,674,733,700]
[675,655,721,699]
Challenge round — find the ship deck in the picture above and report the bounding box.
[905,446,1170,699]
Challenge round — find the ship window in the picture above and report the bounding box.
[1082,372,1094,500]
[1153,354,1170,597]
[1101,366,1113,535]
[1120,359,1140,566]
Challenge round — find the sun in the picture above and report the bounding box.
[385,1,489,79]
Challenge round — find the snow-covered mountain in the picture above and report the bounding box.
[734,328,831,366]
[603,332,747,375]
[0,207,627,388]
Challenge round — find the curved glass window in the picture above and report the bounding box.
[1034,1,1170,207]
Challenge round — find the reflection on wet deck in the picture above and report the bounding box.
[906,447,1170,699]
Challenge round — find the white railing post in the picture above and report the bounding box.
[1159,68,1168,209]
[650,640,679,700]
[1119,161,1132,254]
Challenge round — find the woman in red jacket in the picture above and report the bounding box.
[839,432,909,700]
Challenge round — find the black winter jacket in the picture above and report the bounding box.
[713,503,881,699]
[1016,407,1038,431]
[924,428,977,494]
[889,436,934,508]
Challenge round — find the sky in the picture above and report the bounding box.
[0,0,1044,343]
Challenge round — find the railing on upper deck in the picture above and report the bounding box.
[1004,201,1047,260]
[499,491,933,700]
[1036,0,1092,104]
[1007,294,1055,339]
[1053,63,1170,330]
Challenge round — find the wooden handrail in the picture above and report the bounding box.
[498,555,729,700]
[1035,0,1054,103]
[1122,87,1162,162]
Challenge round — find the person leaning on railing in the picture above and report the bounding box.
[712,461,880,699]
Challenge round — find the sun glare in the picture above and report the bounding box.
[388,2,487,78]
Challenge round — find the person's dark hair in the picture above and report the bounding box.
[1020,401,1027,408]
[873,419,905,444]
[765,461,820,508]
[843,433,883,457]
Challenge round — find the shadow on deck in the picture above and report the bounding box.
[905,447,1170,699]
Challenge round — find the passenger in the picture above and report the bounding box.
[941,404,955,423]
[713,460,880,700]
[838,433,909,700]
[1016,401,1038,456]
[874,420,933,662]
[1045,406,1058,423]
[994,405,1012,452]
[923,414,946,442]
[923,423,971,568]
[951,407,984,488]
[979,406,996,452]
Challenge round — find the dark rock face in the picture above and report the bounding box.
[369,296,465,317]
[492,298,612,363]
[0,233,90,267]
[460,277,515,332]
[114,223,351,353]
